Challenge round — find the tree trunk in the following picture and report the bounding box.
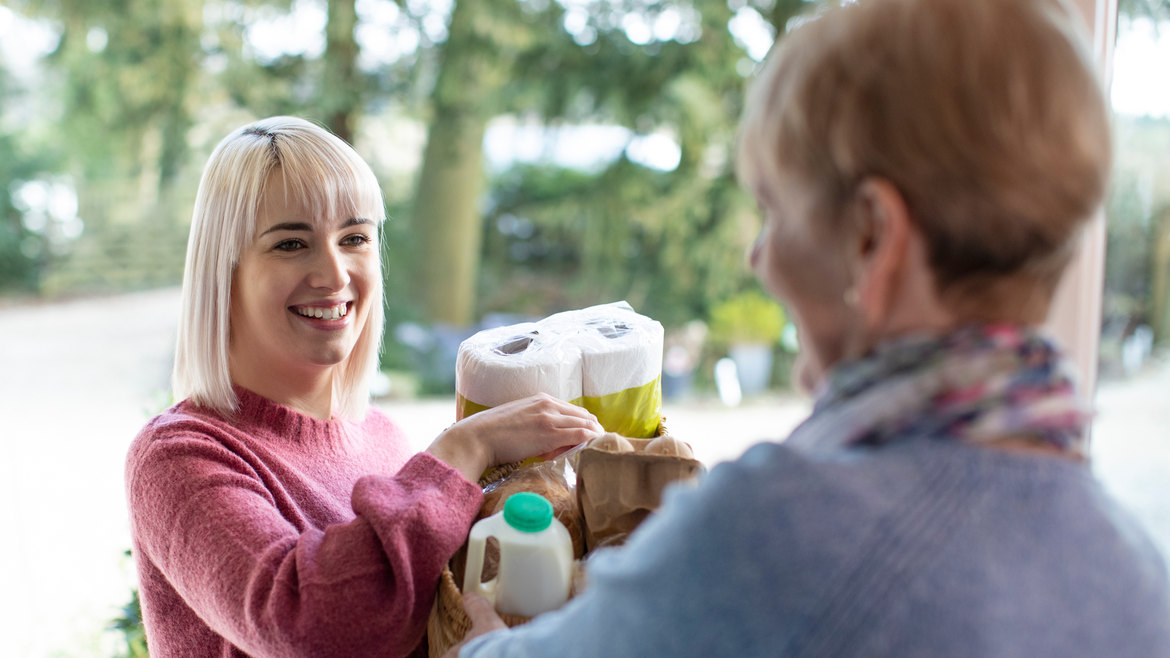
[412,0,508,326]
[323,0,360,144]
[155,0,202,190]
[414,112,487,327]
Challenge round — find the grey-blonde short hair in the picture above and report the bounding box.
[173,116,386,418]
[738,0,1111,306]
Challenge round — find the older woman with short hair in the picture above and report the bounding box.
[454,0,1170,655]
[126,116,603,657]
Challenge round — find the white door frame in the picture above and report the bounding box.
[1045,0,1118,426]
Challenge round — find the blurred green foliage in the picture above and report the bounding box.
[1105,115,1170,344]
[0,0,1166,346]
[109,578,149,658]
[0,0,803,321]
[1119,0,1170,20]
[707,288,786,346]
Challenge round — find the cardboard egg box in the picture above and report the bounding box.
[575,434,705,552]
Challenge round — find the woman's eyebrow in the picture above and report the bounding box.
[260,221,312,236]
[260,217,373,237]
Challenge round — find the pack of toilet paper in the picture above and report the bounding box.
[456,301,664,438]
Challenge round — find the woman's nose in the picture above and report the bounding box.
[309,246,350,291]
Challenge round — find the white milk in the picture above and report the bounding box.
[464,492,573,617]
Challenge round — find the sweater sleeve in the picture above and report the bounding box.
[126,422,481,658]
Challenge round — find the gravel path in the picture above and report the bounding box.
[1,288,1165,657]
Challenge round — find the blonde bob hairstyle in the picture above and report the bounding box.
[173,116,387,419]
[738,0,1111,312]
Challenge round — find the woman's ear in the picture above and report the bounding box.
[850,178,915,331]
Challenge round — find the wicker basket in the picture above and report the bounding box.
[428,565,531,657]
[428,459,542,657]
[427,420,672,657]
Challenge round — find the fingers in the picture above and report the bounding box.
[441,595,508,658]
[428,395,605,482]
[463,592,508,635]
[524,396,604,448]
[560,406,606,434]
[462,592,500,625]
[487,394,603,437]
[524,393,605,432]
[453,394,607,467]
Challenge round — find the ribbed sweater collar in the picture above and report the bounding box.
[227,385,348,446]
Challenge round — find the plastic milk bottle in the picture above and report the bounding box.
[463,492,574,617]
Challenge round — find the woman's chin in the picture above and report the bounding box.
[791,351,822,396]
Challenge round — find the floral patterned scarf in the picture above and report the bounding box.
[785,325,1090,459]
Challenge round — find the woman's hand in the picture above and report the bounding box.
[426,394,603,484]
[440,593,508,658]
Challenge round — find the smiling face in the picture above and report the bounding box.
[228,168,380,397]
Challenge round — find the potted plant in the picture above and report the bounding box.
[708,290,786,396]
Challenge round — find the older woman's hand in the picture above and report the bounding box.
[426,394,603,484]
[440,593,509,658]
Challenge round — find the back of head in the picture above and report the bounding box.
[739,0,1111,316]
[173,116,386,418]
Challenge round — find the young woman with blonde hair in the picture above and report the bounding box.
[453,0,1170,655]
[126,116,602,657]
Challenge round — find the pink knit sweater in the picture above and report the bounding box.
[125,387,481,657]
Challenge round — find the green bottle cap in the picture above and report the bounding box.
[503,492,554,533]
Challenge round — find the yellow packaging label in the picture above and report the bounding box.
[455,375,662,439]
[577,376,662,439]
[456,395,493,421]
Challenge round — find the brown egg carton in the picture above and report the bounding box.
[575,433,705,552]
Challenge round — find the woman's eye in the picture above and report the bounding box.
[274,239,306,252]
[342,233,372,247]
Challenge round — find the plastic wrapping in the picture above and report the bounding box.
[455,301,664,438]
[454,323,583,420]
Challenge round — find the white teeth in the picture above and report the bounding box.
[296,304,347,320]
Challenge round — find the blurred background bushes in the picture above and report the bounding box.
[0,0,1167,390]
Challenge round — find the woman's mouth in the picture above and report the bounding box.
[291,302,350,321]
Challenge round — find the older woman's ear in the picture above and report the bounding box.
[850,178,953,339]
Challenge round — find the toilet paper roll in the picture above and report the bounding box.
[510,301,664,438]
[455,301,664,437]
[548,303,664,438]
[455,323,584,420]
